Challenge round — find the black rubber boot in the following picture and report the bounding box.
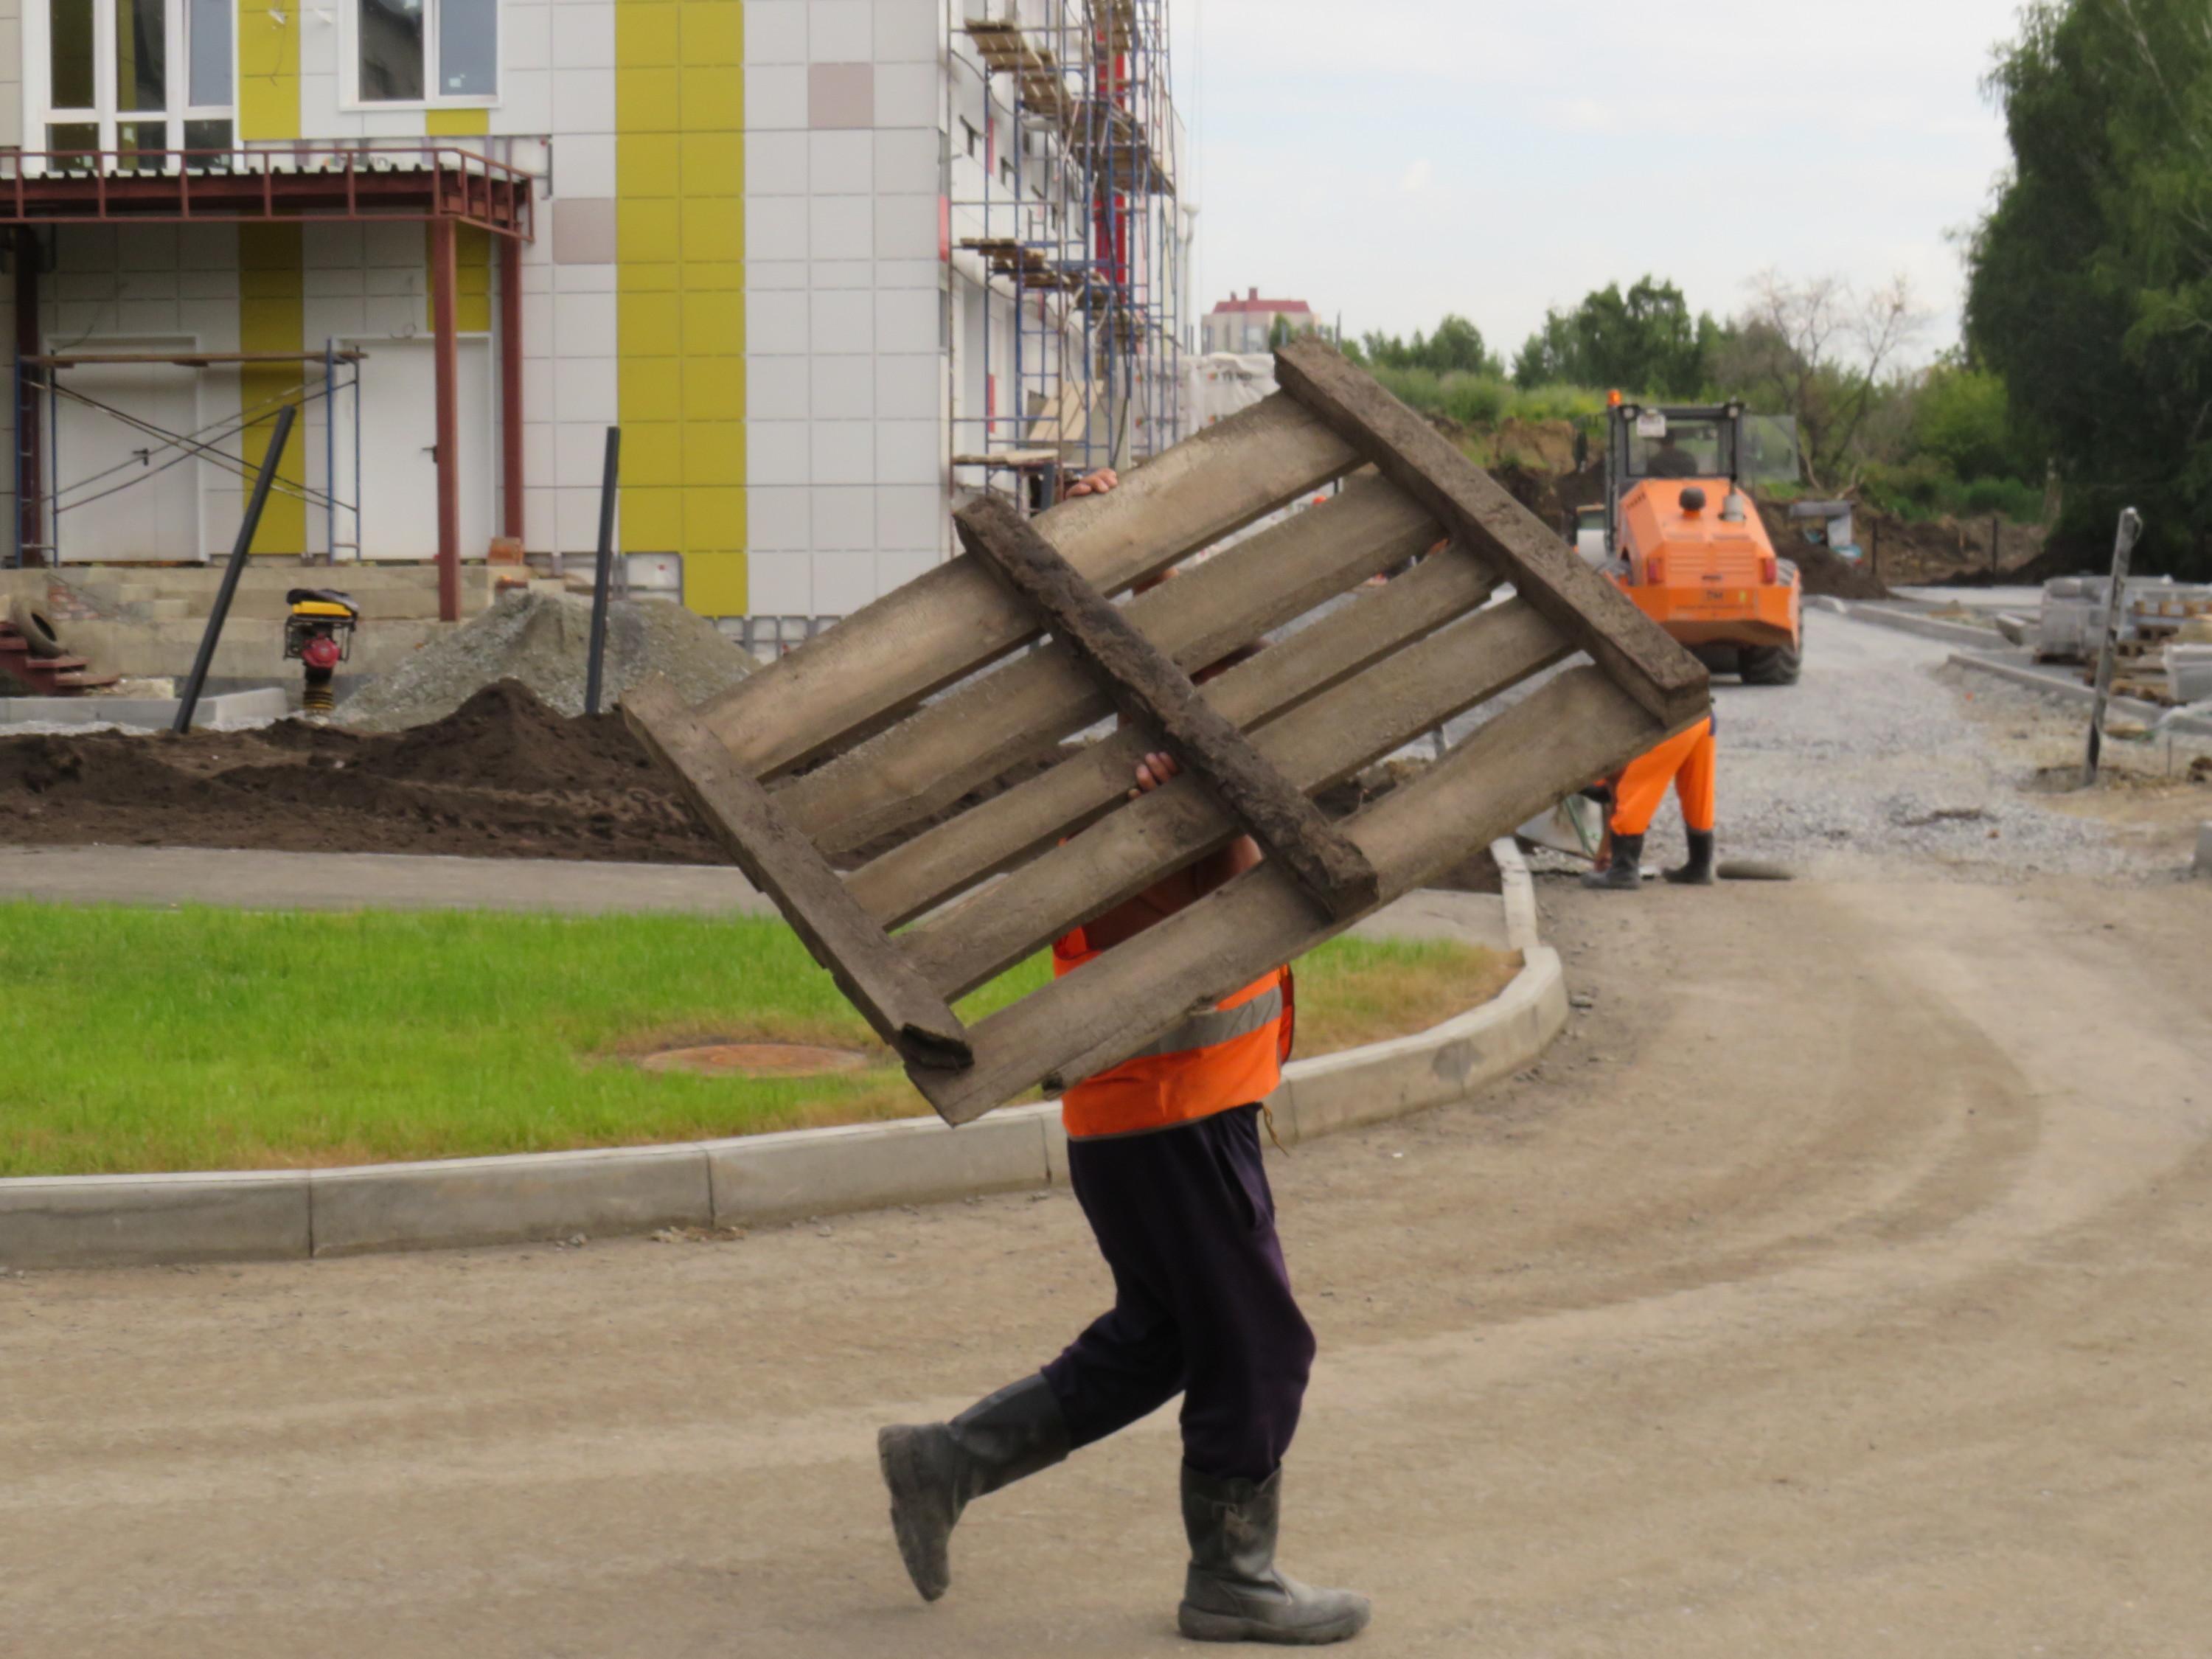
[877,1374,1071,1603]
[1177,1465,1371,1645]
[1582,832,1644,891]
[1665,830,1717,886]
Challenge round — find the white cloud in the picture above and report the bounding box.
[1399,158,1435,195]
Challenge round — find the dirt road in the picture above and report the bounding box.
[10,619,2212,1655]
[6,866,2210,1657]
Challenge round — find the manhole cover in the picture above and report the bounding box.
[640,1042,874,1079]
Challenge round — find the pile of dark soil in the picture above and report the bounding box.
[0,681,729,864]
[1,679,1084,867]
[1759,504,1892,600]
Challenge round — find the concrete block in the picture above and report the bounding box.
[707,1112,1051,1227]
[0,688,289,729]
[1281,948,1567,1144]
[0,1172,311,1269]
[310,1144,712,1256]
[2196,824,2212,880]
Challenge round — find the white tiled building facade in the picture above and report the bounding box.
[2,0,1189,639]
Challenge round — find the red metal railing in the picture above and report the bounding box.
[0,144,537,239]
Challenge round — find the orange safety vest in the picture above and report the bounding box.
[1051,928,1293,1141]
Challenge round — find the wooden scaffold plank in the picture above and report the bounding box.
[1273,335,1709,729]
[954,493,1383,921]
[622,678,972,1071]
[690,392,1361,778]
[914,666,1677,1123]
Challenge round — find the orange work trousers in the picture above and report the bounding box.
[1611,717,1716,837]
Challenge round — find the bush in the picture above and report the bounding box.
[1960,475,2045,521]
[1439,372,1512,426]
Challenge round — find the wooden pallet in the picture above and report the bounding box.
[627,339,1709,1124]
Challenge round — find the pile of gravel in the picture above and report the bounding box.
[338,590,753,733]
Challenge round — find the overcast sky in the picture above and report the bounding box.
[1175,0,2030,369]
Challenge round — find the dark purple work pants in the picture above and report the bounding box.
[1040,1104,1316,1482]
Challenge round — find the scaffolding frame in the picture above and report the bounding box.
[10,349,364,569]
[947,0,1186,502]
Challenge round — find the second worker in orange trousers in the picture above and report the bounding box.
[1585,714,1718,891]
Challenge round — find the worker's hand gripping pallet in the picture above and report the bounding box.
[625,339,1711,1125]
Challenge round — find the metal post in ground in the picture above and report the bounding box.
[2082,506,2145,789]
[173,403,297,734]
[584,426,621,717]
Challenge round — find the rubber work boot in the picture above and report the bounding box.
[1177,1464,1371,1645]
[1665,830,1717,886]
[1582,832,1644,891]
[877,1374,1071,1603]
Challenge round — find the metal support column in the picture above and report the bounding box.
[14,229,44,568]
[430,216,462,622]
[499,236,524,547]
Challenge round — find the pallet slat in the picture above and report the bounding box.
[692,393,1360,777]
[788,476,1441,859]
[847,546,1500,930]
[903,596,1569,1000]
[622,678,972,1070]
[913,666,1670,1123]
[954,493,1383,921]
[1273,336,1708,729]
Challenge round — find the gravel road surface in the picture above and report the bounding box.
[5,613,2212,1658]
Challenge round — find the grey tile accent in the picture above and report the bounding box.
[808,63,875,130]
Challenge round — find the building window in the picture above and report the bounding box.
[358,0,497,103]
[40,0,234,163]
[187,0,230,107]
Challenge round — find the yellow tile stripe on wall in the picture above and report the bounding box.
[238,224,307,554]
[236,0,299,140]
[425,224,495,333]
[616,0,746,617]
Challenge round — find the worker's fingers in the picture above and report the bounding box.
[1130,752,1180,796]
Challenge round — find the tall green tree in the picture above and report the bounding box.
[1967,0,2212,574]
[1512,276,1719,397]
[1357,313,1502,378]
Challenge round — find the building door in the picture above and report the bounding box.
[335,336,493,562]
[50,341,204,562]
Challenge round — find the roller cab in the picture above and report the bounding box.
[1601,400,1804,685]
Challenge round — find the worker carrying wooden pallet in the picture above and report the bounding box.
[876,468,1373,1647]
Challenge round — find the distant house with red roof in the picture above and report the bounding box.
[1205,289,1321,355]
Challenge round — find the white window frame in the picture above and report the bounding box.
[20,0,236,164]
[339,0,502,113]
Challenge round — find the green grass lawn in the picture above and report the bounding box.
[0,902,1509,1176]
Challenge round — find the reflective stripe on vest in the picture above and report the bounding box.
[1051,927,1288,1141]
[1122,987,1284,1062]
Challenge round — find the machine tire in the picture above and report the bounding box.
[1739,642,1802,686]
[9,597,65,659]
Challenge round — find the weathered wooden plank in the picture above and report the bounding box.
[849,548,1501,930]
[913,665,1674,1123]
[692,394,1360,778]
[785,476,1441,857]
[954,494,1384,922]
[621,678,972,1071]
[904,597,1569,1000]
[1273,336,1709,729]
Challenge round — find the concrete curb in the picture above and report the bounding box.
[1945,652,2212,738]
[1832,604,2008,650]
[0,841,1566,1270]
